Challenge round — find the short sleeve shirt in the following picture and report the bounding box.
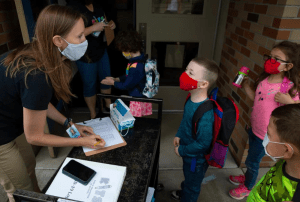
[251,77,299,140]
[0,54,53,145]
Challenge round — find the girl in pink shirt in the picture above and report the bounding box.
[228,41,300,200]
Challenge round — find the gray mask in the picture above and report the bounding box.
[58,38,88,61]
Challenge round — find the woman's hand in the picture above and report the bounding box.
[74,124,93,137]
[109,21,116,30]
[101,77,115,86]
[81,134,106,149]
[275,92,294,105]
[73,124,106,149]
[93,22,108,32]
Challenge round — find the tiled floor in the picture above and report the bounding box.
[0,111,270,202]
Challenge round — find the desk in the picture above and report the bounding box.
[14,95,163,202]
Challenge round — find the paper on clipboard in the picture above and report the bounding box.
[105,20,115,46]
[76,117,126,156]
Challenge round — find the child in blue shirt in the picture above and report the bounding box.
[101,30,146,97]
[172,57,219,201]
[101,31,152,117]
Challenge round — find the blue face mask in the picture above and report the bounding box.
[58,38,88,61]
[262,133,294,161]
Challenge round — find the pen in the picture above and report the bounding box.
[94,139,102,147]
[93,16,98,22]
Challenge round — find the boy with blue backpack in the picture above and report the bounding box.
[172,57,239,201]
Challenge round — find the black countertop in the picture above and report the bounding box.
[42,117,161,202]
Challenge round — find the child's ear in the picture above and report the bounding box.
[283,143,295,159]
[198,81,209,89]
[284,63,294,71]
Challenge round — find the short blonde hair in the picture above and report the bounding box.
[192,57,219,88]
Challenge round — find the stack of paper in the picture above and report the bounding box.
[46,157,126,202]
[76,117,127,156]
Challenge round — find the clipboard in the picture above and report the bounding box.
[77,117,127,156]
[105,20,115,46]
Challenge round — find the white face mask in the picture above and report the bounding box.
[58,38,88,61]
[262,133,294,161]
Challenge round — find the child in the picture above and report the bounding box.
[229,41,300,200]
[247,104,300,202]
[171,57,219,201]
[101,30,152,117]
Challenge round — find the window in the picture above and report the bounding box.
[152,0,204,15]
[151,42,199,86]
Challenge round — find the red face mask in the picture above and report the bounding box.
[264,59,282,74]
[179,72,198,91]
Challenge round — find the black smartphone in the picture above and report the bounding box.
[62,160,96,186]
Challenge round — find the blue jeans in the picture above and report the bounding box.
[76,49,111,97]
[244,128,265,189]
[179,158,209,202]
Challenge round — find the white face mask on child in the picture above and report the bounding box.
[262,133,294,161]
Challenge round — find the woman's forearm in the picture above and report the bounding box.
[46,103,67,125]
[29,133,82,147]
[84,25,95,37]
[24,104,83,147]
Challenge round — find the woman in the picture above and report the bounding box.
[67,0,116,119]
[0,5,105,202]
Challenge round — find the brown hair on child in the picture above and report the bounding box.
[192,57,219,88]
[271,103,300,151]
[115,30,143,53]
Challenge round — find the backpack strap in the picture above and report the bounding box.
[129,55,148,93]
[192,100,214,140]
[277,77,291,106]
[280,77,290,94]
[189,99,214,173]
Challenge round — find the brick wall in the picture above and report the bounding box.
[0,0,24,56]
[219,0,300,168]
